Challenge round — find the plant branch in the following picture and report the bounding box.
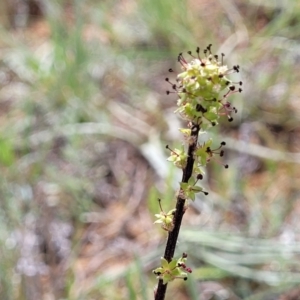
[155,123,200,300]
[153,45,241,299]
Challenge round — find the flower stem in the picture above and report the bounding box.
[155,122,200,300]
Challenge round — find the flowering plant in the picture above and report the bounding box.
[153,45,242,300]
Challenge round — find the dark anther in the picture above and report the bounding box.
[196,47,202,61]
[204,191,209,195]
[221,53,225,65]
[224,164,229,169]
[197,174,203,180]
[233,65,240,72]
[204,44,212,55]
[229,85,235,91]
[179,263,186,268]
[169,68,173,72]
[221,141,226,146]
[196,104,207,113]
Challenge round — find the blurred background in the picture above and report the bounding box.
[1,0,300,299]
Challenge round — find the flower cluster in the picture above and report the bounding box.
[153,253,192,285]
[153,45,242,287]
[154,199,176,232]
[166,44,242,128]
[164,44,242,191]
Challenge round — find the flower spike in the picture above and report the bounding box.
[154,45,242,299]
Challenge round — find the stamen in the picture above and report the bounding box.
[221,53,225,65]
[187,50,196,59]
[196,104,207,113]
[204,44,212,56]
[178,53,188,68]
[166,145,179,157]
[195,46,206,66]
[196,47,200,59]
[158,198,163,212]
[197,174,203,180]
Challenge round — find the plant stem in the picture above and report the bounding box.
[155,123,200,300]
